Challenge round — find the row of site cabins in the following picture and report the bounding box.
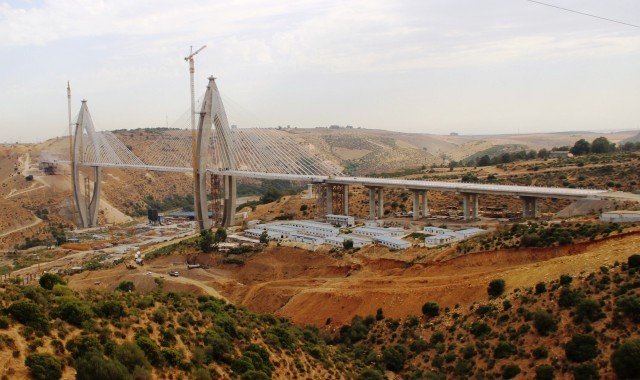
[244,218,411,250]
[423,227,487,246]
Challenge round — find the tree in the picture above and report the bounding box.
[477,155,491,167]
[7,300,50,333]
[114,341,150,372]
[565,334,598,363]
[616,295,640,322]
[537,148,549,159]
[421,302,439,318]
[611,339,640,379]
[75,353,131,380]
[534,365,554,380]
[343,239,354,249]
[358,368,385,380]
[559,274,573,286]
[39,273,65,290]
[591,136,614,154]
[494,341,517,359]
[199,229,214,253]
[49,225,67,246]
[25,353,62,380]
[116,281,135,292]
[259,231,269,244]
[570,139,591,156]
[381,345,407,372]
[488,279,506,298]
[574,298,604,323]
[534,282,546,294]
[55,298,94,327]
[214,228,227,244]
[628,254,640,269]
[533,310,557,336]
[375,308,384,321]
[502,364,521,379]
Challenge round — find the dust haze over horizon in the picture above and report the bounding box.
[1,0,640,143]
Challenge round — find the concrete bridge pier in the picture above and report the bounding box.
[366,186,384,219]
[326,185,333,215]
[521,196,538,219]
[343,184,349,216]
[411,189,429,220]
[462,193,479,221]
[222,175,237,227]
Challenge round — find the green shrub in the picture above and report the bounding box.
[381,345,407,372]
[7,300,50,333]
[113,341,150,372]
[65,335,102,358]
[494,341,517,359]
[39,273,66,290]
[535,282,546,294]
[502,364,521,379]
[97,300,126,319]
[616,295,640,322]
[532,346,548,359]
[627,254,640,269]
[571,362,599,380]
[240,371,269,380]
[422,302,440,317]
[470,322,491,337]
[574,298,604,323]
[75,352,130,380]
[0,315,10,329]
[161,347,183,366]
[559,274,573,286]
[25,353,62,380]
[488,279,506,298]
[135,335,164,367]
[116,281,135,292]
[611,339,640,379]
[358,367,385,380]
[565,334,598,363]
[558,287,582,308]
[533,310,557,336]
[55,298,93,327]
[534,364,554,380]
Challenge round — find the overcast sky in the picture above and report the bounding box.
[1,0,640,142]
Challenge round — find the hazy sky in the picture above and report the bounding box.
[1,0,640,142]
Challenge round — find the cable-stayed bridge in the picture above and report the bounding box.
[45,76,610,230]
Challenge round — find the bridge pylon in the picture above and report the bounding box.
[72,101,102,228]
[195,77,237,230]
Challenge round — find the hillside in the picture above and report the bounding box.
[2,253,639,379]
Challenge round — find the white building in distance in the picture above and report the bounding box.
[326,214,355,227]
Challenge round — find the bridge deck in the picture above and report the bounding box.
[54,161,607,200]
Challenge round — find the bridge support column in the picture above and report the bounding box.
[377,188,384,218]
[326,185,333,215]
[473,194,479,220]
[368,187,376,219]
[343,185,349,215]
[411,189,430,220]
[521,196,537,219]
[222,175,237,227]
[463,194,469,221]
[422,190,429,217]
[462,193,479,221]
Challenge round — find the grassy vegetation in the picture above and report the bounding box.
[456,221,630,254]
[3,253,639,378]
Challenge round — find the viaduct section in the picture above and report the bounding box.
[66,77,610,230]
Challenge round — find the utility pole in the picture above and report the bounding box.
[67,81,72,162]
[185,45,207,230]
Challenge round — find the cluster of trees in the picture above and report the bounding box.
[198,228,227,252]
[568,136,640,156]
